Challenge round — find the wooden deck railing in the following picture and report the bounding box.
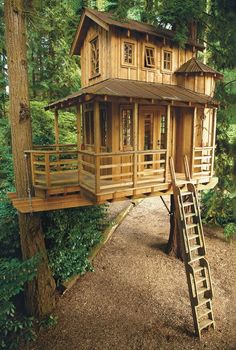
[79,149,167,194]
[25,149,79,188]
[192,146,215,179]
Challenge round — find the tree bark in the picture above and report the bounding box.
[165,195,184,260]
[4,0,55,316]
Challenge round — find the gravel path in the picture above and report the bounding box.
[32,197,236,350]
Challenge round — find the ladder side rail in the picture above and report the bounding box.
[177,188,192,257]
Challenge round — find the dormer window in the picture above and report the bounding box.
[144,46,155,68]
[90,36,99,77]
[123,42,135,65]
[163,50,172,70]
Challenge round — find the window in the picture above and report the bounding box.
[160,115,166,148]
[84,108,94,145]
[144,46,155,68]
[163,51,172,70]
[100,103,108,148]
[121,108,133,149]
[123,42,135,65]
[90,37,99,76]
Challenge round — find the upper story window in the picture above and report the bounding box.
[163,50,172,70]
[123,42,135,65]
[144,46,155,68]
[90,36,99,77]
[121,107,133,150]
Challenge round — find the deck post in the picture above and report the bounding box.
[94,100,100,193]
[165,104,171,182]
[76,104,82,184]
[54,109,59,150]
[133,102,138,190]
[191,107,197,178]
[210,108,217,177]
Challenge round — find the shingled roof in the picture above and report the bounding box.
[45,78,217,111]
[175,57,223,79]
[71,8,205,55]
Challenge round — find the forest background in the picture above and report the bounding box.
[0,0,235,349]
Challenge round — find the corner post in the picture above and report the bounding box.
[54,109,59,150]
[210,108,217,177]
[165,104,171,182]
[76,104,82,184]
[191,107,197,178]
[133,102,138,190]
[94,100,100,193]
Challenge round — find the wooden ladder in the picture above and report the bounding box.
[169,156,215,339]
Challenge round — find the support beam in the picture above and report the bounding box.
[165,104,171,182]
[133,103,138,189]
[211,108,217,177]
[94,100,100,193]
[54,109,59,150]
[191,107,197,177]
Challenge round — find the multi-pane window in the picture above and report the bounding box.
[123,42,134,65]
[100,104,108,148]
[84,109,94,145]
[122,108,133,148]
[144,46,155,68]
[163,51,172,70]
[90,37,99,76]
[160,115,166,148]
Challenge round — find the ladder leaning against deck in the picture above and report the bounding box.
[169,155,215,339]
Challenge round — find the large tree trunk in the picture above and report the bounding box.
[4,0,55,316]
[165,195,184,260]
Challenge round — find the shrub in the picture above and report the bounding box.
[0,257,38,350]
[224,222,236,241]
[42,205,108,284]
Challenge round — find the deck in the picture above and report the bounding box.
[9,145,216,213]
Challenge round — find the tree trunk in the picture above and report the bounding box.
[165,195,184,260]
[4,0,55,316]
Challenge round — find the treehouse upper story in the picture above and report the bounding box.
[10,8,223,213]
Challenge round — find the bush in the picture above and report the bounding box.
[0,257,38,350]
[224,222,236,241]
[42,205,108,284]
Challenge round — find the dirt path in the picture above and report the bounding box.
[32,197,236,350]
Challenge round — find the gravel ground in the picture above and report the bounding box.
[31,197,236,350]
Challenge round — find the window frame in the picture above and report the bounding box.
[162,50,172,71]
[143,45,156,70]
[83,103,94,147]
[121,39,136,67]
[120,105,134,151]
[90,36,100,79]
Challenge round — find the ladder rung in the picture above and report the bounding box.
[190,244,201,251]
[196,298,212,308]
[181,191,192,196]
[199,318,214,331]
[186,223,198,230]
[183,201,194,207]
[196,276,207,284]
[188,233,199,240]
[197,286,209,295]
[185,213,196,218]
[198,308,212,319]
[190,255,202,263]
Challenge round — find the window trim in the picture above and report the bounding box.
[121,39,137,68]
[143,45,156,70]
[162,49,172,72]
[83,103,94,147]
[120,105,134,151]
[89,35,100,79]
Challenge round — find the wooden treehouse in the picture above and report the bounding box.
[10,8,222,214]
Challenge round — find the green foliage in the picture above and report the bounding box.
[201,190,234,226]
[224,222,236,240]
[42,205,107,283]
[0,257,38,350]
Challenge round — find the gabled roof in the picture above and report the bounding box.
[175,57,223,79]
[70,8,205,55]
[45,78,217,111]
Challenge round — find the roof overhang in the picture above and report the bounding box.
[45,79,218,111]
